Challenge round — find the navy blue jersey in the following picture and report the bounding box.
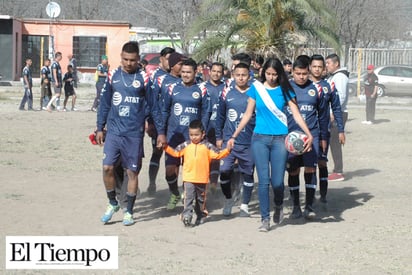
[146,67,168,124]
[216,85,255,145]
[51,61,62,84]
[200,80,225,132]
[22,66,32,86]
[41,66,51,84]
[286,80,328,140]
[97,67,149,138]
[160,82,210,146]
[96,64,109,83]
[314,79,344,133]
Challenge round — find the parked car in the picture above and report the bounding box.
[141,53,160,75]
[349,65,412,97]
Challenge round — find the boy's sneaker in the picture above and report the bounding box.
[166,193,181,210]
[62,108,67,112]
[303,205,316,220]
[273,205,284,224]
[182,215,192,227]
[328,173,344,182]
[239,204,250,217]
[222,197,234,216]
[290,205,302,219]
[122,212,135,226]
[147,183,156,196]
[101,204,120,223]
[71,107,78,111]
[258,219,270,232]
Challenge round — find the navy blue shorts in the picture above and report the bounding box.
[220,143,254,175]
[287,135,319,171]
[103,133,143,172]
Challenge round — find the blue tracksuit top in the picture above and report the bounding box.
[96,66,149,138]
[314,79,345,134]
[200,80,225,132]
[286,80,328,140]
[160,82,210,144]
[215,85,255,145]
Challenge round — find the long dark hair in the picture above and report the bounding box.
[261,57,295,102]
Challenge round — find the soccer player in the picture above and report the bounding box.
[40,58,52,110]
[286,56,328,219]
[199,62,225,192]
[46,52,63,112]
[96,41,151,226]
[310,54,345,206]
[145,47,176,196]
[157,58,210,211]
[163,120,231,227]
[215,62,255,217]
[325,53,349,182]
[91,55,109,112]
[19,57,33,111]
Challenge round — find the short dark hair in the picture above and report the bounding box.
[293,55,310,70]
[255,55,264,66]
[67,64,73,69]
[283,58,292,65]
[160,47,175,57]
[310,54,325,66]
[189,119,204,132]
[55,52,62,58]
[232,53,252,67]
[122,41,140,55]
[234,62,250,71]
[182,58,197,72]
[140,59,148,66]
[211,62,224,72]
[325,53,340,66]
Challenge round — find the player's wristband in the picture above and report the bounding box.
[230,136,236,139]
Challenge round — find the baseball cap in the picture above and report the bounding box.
[101,55,108,60]
[168,52,186,68]
[367,64,374,70]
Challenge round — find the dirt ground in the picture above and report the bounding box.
[1,83,412,274]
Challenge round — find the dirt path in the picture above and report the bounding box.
[1,85,411,274]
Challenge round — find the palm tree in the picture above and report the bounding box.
[190,0,339,60]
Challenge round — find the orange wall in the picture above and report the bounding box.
[22,19,130,73]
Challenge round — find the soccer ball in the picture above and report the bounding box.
[285,131,308,155]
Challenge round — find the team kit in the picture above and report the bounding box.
[94,42,346,232]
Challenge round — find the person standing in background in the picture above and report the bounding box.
[325,53,349,182]
[40,58,52,110]
[362,64,378,125]
[68,54,78,90]
[19,57,33,111]
[46,52,63,112]
[91,55,109,112]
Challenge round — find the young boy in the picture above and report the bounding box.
[163,120,231,227]
[63,65,77,111]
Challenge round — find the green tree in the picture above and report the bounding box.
[190,0,339,60]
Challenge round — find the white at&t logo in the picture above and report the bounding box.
[112,92,122,106]
[6,236,118,270]
[174,103,183,116]
[228,108,238,122]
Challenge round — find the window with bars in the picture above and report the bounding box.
[73,36,107,68]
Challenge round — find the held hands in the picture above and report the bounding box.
[156,134,167,149]
[226,138,235,151]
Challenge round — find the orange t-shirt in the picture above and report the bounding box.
[164,140,230,184]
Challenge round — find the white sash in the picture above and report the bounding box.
[253,81,287,127]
